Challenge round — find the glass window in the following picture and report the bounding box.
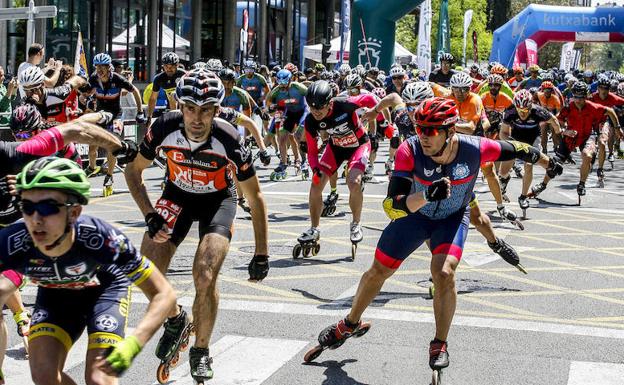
[202,0,225,59]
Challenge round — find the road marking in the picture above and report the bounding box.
[567,361,624,385]
[154,335,307,384]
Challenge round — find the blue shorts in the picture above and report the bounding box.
[375,208,470,269]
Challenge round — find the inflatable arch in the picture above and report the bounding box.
[490,4,624,67]
[349,0,424,70]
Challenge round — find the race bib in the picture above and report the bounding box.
[155,198,182,231]
[332,133,358,147]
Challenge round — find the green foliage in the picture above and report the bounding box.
[395,0,493,64]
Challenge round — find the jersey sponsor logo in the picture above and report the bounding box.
[155,198,182,231]
[29,258,46,265]
[169,164,222,193]
[335,113,349,122]
[452,163,470,180]
[328,122,350,136]
[424,165,443,177]
[28,266,53,273]
[7,229,31,255]
[77,224,105,250]
[319,122,327,129]
[31,309,49,324]
[94,314,119,332]
[332,133,359,147]
[65,262,88,276]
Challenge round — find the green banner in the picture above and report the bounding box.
[436,0,451,63]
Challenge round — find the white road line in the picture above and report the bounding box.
[154,335,307,384]
[567,361,624,385]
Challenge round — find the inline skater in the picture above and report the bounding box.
[515,65,543,91]
[124,69,269,383]
[305,98,563,379]
[235,60,271,128]
[498,90,562,217]
[530,81,621,203]
[265,69,307,181]
[87,53,146,196]
[590,75,624,176]
[428,53,457,87]
[296,81,374,260]
[147,52,186,121]
[0,157,175,384]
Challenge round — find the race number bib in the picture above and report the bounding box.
[155,198,182,231]
[332,133,358,147]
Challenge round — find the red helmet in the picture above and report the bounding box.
[513,89,533,109]
[284,63,298,75]
[540,81,555,90]
[490,64,508,76]
[415,97,458,128]
[512,65,523,74]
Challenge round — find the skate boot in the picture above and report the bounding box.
[512,162,524,178]
[528,182,546,199]
[576,181,586,205]
[497,204,524,230]
[499,174,511,202]
[608,152,615,168]
[294,159,302,175]
[237,197,251,213]
[86,165,101,178]
[156,307,193,384]
[518,195,530,219]
[384,158,394,175]
[270,163,288,181]
[303,317,371,362]
[293,227,320,258]
[321,191,339,217]
[103,174,114,197]
[300,160,310,180]
[363,164,374,182]
[429,339,449,385]
[349,222,363,261]
[189,347,213,384]
[597,168,604,188]
[488,237,527,274]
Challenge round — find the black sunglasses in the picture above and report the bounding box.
[19,199,71,217]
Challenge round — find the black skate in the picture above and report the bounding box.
[189,347,213,384]
[303,318,371,363]
[293,228,320,258]
[488,237,527,274]
[597,168,604,188]
[518,195,530,219]
[497,205,524,230]
[321,191,339,217]
[527,182,546,199]
[156,308,194,384]
[577,181,586,206]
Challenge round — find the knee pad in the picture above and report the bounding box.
[390,136,400,149]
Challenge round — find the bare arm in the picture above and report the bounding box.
[147,90,159,118]
[499,122,511,140]
[132,85,144,114]
[362,93,402,121]
[124,154,157,217]
[237,114,267,151]
[56,118,122,152]
[239,176,268,255]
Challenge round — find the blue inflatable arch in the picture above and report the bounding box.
[490,4,624,67]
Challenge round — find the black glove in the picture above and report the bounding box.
[259,150,271,166]
[248,254,269,281]
[298,140,308,155]
[546,157,563,179]
[0,176,12,210]
[424,178,451,202]
[136,112,148,124]
[113,140,139,165]
[145,212,167,238]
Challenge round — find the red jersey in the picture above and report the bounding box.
[558,100,607,148]
[590,92,624,108]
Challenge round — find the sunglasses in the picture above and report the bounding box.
[489,83,501,88]
[452,87,470,93]
[14,131,34,140]
[406,105,418,112]
[392,75,404,80]
[416,126,442,137]
[516,107,530,113]
[19,199,71,217]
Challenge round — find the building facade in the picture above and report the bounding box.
[0,0,342,83]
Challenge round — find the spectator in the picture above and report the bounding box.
[0,66,17,126]
[17,43,62,98]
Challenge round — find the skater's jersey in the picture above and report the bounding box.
[222,86,251,112]
[266,82,307,113]
[88,72,134,117]
[428,69,457,88]
[152,69,186,95]
[139,111,255,195]
[236,73,269,103]
[25,84,73,122]
[503,104,552,144]
[0,127,80,225]
[589,92,624,108]
[558,100,608,148]
[0,215,153,289]
[393,134,505,220]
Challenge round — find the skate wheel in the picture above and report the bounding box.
[180,330,191,352]
[353,322,371,337]
[327,206,336,216]
[157,362,170,384]
[292,244,302,259]
[170,352,180,367]
[303,246,311,258]
[303,345,324,363]
[503,194,510,203]
[521,209,527,220]
[429,284,435,299]
[514,221,525,231]
[312,244,320,256]
[578,196,582,206]
[432,369,442,385]
[350,244,357,261]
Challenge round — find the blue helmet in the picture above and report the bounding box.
[276,69,293,85]
[93,53,112,66]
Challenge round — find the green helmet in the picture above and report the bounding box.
[16,157,91,204]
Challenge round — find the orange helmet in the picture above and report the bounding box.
[284,63,298,75]
[490,64,508,76]
[540,81,555,90]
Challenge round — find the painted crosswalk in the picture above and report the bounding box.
[567,361,624,385]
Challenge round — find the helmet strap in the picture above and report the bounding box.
[44,210,73,252]
[432,130,451,158]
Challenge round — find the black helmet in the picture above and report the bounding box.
[439,52,454,63]
[305,80,333,109]
[218,68,237,82]
[571,81,589,98]
[11,103,44,137]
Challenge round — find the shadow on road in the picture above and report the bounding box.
[303,359,370,385]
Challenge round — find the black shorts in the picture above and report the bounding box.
[157,186,237,246]
[282,110,305,133]
[29,285,130,351]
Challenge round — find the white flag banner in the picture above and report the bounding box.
[462,10,473,65]
[559,42,575,71]
[417,0,432,76]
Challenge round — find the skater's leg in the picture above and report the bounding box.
[430,253,459,342]
[481,163,504,205]
[522,163,533,196]
[346,168,364,224]
[192,233,229,348]
[277,131,289,165]
[346,259,396,324]
[85,348,117,385]
[469,199,496,244]
[580,146,595,184]
[141,234,178,318]
[29,336,76,385]
[88,146,98,170]
[310,173,330,228]
[105,151,116,177]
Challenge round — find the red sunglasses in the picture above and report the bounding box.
[416,126,442,137]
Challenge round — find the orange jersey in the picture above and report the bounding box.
[481,92,513,113]
[538,92,561,113]
[449,92,485,125]
[431,82,451,98]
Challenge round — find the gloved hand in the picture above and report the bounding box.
[113,140,139,165]
[103,335,142,376]
[248,254,269,281]
[145,212,167,239]
[424,178,451,202]
[382,195,411,220]
[259,150,271,166]
[136,112,148,125]
[546,157,563,179]
[0,176,12,210]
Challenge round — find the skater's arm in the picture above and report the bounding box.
[236,113,268,152]
[239,176,269,255]
[56,118,123,152]
[604,107,623,138]
[362,93,402,121]
[125,154,157,216]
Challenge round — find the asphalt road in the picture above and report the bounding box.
[3,141,624,385]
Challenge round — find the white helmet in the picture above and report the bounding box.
[344,74,363,89]
[339,63,351,76]
[450,72,473,88]
[192,61,207,70]
[206,58,223,72]
[19,66,45,89]
[389,66,406,78]
[402,82,434,104]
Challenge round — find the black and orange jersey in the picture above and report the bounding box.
[139,111,255,195]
